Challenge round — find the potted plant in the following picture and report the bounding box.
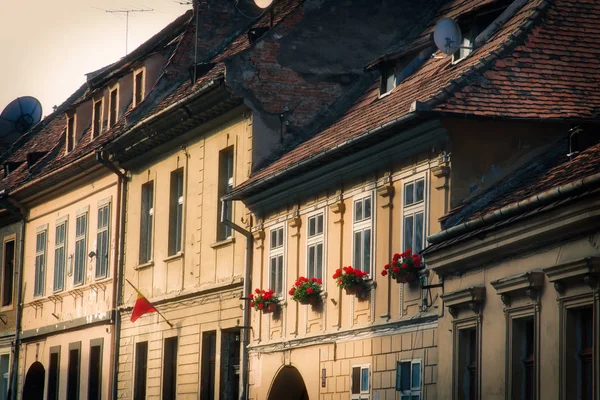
[333,266,369,296]
[250,288,278,313]
[289,277,322,305]
[381,249,423,284]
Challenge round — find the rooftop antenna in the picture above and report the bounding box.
[104,8,154,55]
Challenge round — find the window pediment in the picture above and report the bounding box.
[490,270,544,306]
[543,256,600,294]
[441,285,485,318]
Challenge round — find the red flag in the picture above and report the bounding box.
[130,289,156,323]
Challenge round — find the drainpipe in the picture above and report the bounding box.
[221,199,252,400]
[10,217,24,400]
[96,151,127,400]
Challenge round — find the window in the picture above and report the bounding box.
[134,70,145,107]
[269,226,284,296]
[168,169,184,255]
[566,306,594,400]
[54,222,67,291]
[351,365,370,399]
[380,65,396,95]
[353,195,372,275]
[511,317,535,400]
[96,204,110,278]
[396,360,421,399]
[74,213,87,286]
[67,342,81,400]
[47,346,60,400]
[0,354,9,400]
[403,178,425,253]
[457,327,478,400]
[162,337,178,400]
[134,341,148,400]
[2,239,15,306]
[88,339,103,400]
[34,229,47,297]
[92,99,103,138]
[219,330,241,400]
[217,147,234,241]
[139,181,154,264]
[200,331,217,400]
[306,213,324,280]
[66,115,76,153]
[109,88,118,127]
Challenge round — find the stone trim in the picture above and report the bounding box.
[441,286,485,318]
[543,256,600,295]
[491,270,544,306]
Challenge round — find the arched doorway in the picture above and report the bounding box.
[23,361,45,400]
[267,366,309,400]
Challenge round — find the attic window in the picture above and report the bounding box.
[133,69,145,107]
[380,65,396,96]
[109,87,119,127]
[66,115,76,153]
[92,99,103,139]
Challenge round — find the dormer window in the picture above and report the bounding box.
[380,65,396,96]
[109,87,119,128]
[92,99,103,139]
[133,69,145,107]
[66,114,76,153]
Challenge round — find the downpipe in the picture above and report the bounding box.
[221,200,253,400]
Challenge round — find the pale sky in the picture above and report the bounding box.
[0,0,192,118]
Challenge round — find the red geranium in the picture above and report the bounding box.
[289,276,322,304]
[251,288,279,311]
[333,265,369,292]
[381,249,424,283]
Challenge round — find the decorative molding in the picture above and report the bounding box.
[376,184,395,209]
[252,228,265,249]
[543,256,600,295]
[490,270,544,306]
[431,162,450,191]
[442,286,485,318]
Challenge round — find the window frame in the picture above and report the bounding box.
[87,338,103,400]
[73,212,88,286]
[133,340,149,400]
[1,235,16,308]
[53,218,68,292]
[268,224,285,297]
[139,180,155,265]
[47,346,60,400]
[0,351,10,400]
[108,85,119,128]
[396,359,422,399]
[34,227,47,297]
[92,98,103,139]
[217,147,234,241]
[351,364,371,399]
[453,317,481,400]
[67,341,81,400]
[133,68,146,108]
[168,168,184,256]
[352,192,374,276]
[96,202,110,278]
[505,305,539,400]
[402,174,427,254]
[66,113,77,153]
[306,210,325,281]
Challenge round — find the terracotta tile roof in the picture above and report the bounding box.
[231,0,600,196]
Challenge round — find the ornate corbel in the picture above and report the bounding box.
[500,294,511,307]
[448,306,459,319]
[377,178,395,209]
[553,281,565,296]
[252,227,265,249]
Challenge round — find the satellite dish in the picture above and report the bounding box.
[254,0,273,9]
[0,96,43,136]
[433,18,462,55]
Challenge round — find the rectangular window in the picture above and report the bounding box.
[0,354,9,400]
[67,342,81,400]
[351,365,370,399]
[457,327,478,400]
[217,147,234,241]
[380,66,396,95]
[200,331,217,400]
[66,115,75,152]
[2,240,15,306]
[396,360,422,399]
[88,339,103,400]
[403,178,425,253]
[510,317,535,400]
[134,341,148,400]
[54,222,67,291]
[92,99,103,138]
[307,213,324,280]
[566,306,594,400]
[74,213,87,286]
[109,88,118,127]
[96,204,110,278]
[34,230,47,297]
[162,337,178,400]
[47,346,60,400]
[353,195,372,275]
[139,181,154,264]
[134,70,145,107]
[269,226,284,296]
[168,169,184,255]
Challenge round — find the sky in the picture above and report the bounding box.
[0,0,192,119]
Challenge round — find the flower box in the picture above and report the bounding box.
[250,288,279,313]
[382,249,423,284]
[289,276,323,305]
[298,295,320,306]
[333,266,369,296]
[262,303,278,313]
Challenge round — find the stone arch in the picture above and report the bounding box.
[267,365,309,400]
[23,361,45,400]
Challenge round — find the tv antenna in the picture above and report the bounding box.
[104,8,154,55]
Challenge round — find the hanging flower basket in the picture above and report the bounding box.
[381,249,423,284]
[333,266,369,297]
[250,288,279,313]
[289,277,322,305]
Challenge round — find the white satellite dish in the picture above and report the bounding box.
[254,0,273,9]
[433,18,462,55]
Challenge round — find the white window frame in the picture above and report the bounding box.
[351,364,371,400]
[53,218,68,292]
[306,210,325,281]
[402,174,427,254]
[96,202,110,278]
[352,192,373,276]
[268,224,285,297]
[133,67,146,107]
[139,180,155,264]
[34,227,47,297]
[397,359,422,399]
[73,212,88,286]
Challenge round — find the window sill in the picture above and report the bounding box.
[134,261,154,271]
[210,237,235,249]
[164,252,184,263]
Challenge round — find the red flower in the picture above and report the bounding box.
[289,288,295,295]
[338,279,343,285]
[384,264,390,270]
[249,293,254,299]
[405,249,412,256]
[393,253,401,261]
[306,288,313,294]
[250,301,254,307]
[311,277,317,282]
[255,288,261,294]
[402,263,408,269]
[381,270,388,276]
[392,267,400,274]
[317,279,322,284]
[259,303,264,309]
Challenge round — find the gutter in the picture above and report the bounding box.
[221,200,252,400]
[96,151,127,400]
[427,171,600,246]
